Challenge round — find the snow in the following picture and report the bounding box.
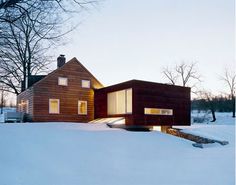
[0,114,4,123]
[191,111,235,125]
[0,107,16,123]
[0,119,235,185]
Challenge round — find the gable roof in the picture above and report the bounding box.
[25,57,103,90]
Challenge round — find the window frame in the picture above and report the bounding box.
[107,88,132,115]
[81,80,91,88]
[25,100,29,114]
[78,100,88,115]
[49,99,60,114]
[144,108,173,115]
[58,77,68,86]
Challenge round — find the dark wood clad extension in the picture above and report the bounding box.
[94,80,191,126]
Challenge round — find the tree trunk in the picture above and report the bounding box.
[0,90,3,114]
[210,109,216,122]
[232,95,235,118]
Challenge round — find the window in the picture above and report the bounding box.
[78,101,87,115]
[26,100,29,114]
[144,108,173,115]
[107,88,132,115]
[82,80,90,88]
[49,99,60,114]
[18,100,29,113]
[58,77,68,86]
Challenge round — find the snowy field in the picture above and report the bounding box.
[0,114,235,185]
[0,107,16,122]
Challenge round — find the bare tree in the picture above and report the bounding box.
[221,69,236,118]
[175,62,201,87]
[0,3,56,94]
[162,62,201,90]
[198,90,217,122]
[0,86,7,114]
[0,0,98,94]
[162,67,178,85]
[0,1,97,21]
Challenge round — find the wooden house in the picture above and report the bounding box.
[17,55,103,122]
[17,56,191,127]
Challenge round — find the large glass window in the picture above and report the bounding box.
[49,99,60,114]
[144,108,173,115]
[78,101,87,115]
[107,88,132,115]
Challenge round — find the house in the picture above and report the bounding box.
[17,55,103,122]
[17,55,191,127]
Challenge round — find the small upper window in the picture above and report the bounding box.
[58,77,68,86]
[82,80,90,88]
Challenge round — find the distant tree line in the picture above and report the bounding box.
[192,95,233,112]
[191,95,233,122]
[162,62,235,122]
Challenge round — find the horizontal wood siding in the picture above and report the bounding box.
[18,58,103,122]
[17,87,34,120]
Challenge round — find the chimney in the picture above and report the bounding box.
[57,54,66,68]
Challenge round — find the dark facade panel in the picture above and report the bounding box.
[94,80,191,126]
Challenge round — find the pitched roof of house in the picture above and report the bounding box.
[23,57,103,91]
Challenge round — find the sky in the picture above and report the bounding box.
[54,0,234,95]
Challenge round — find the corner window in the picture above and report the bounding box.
[58,77,68,86]
[78,101,87,115]
[49,99,60,114]
[82,80,90,88]
[107,88,132,115]
[144,108,173,115]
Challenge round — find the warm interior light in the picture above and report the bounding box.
[78,101,87,115]
[152,126,161,131]
[107,88,132,115]
[49,99,59,114]
[144,108,173,115]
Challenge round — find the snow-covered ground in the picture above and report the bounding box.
[191,111,235,125]
[0,107,16,122]
[0,116,235,185]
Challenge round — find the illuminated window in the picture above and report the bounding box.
[82,80,90,88]
[18,100,29,113]
[144,108,173,115]
[26,100,29,114]
[78,101,87,115]
[107,88,132,115]
[49,99,60,114]
[58,77,68,86]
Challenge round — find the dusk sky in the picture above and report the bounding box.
[55,0,234,95]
